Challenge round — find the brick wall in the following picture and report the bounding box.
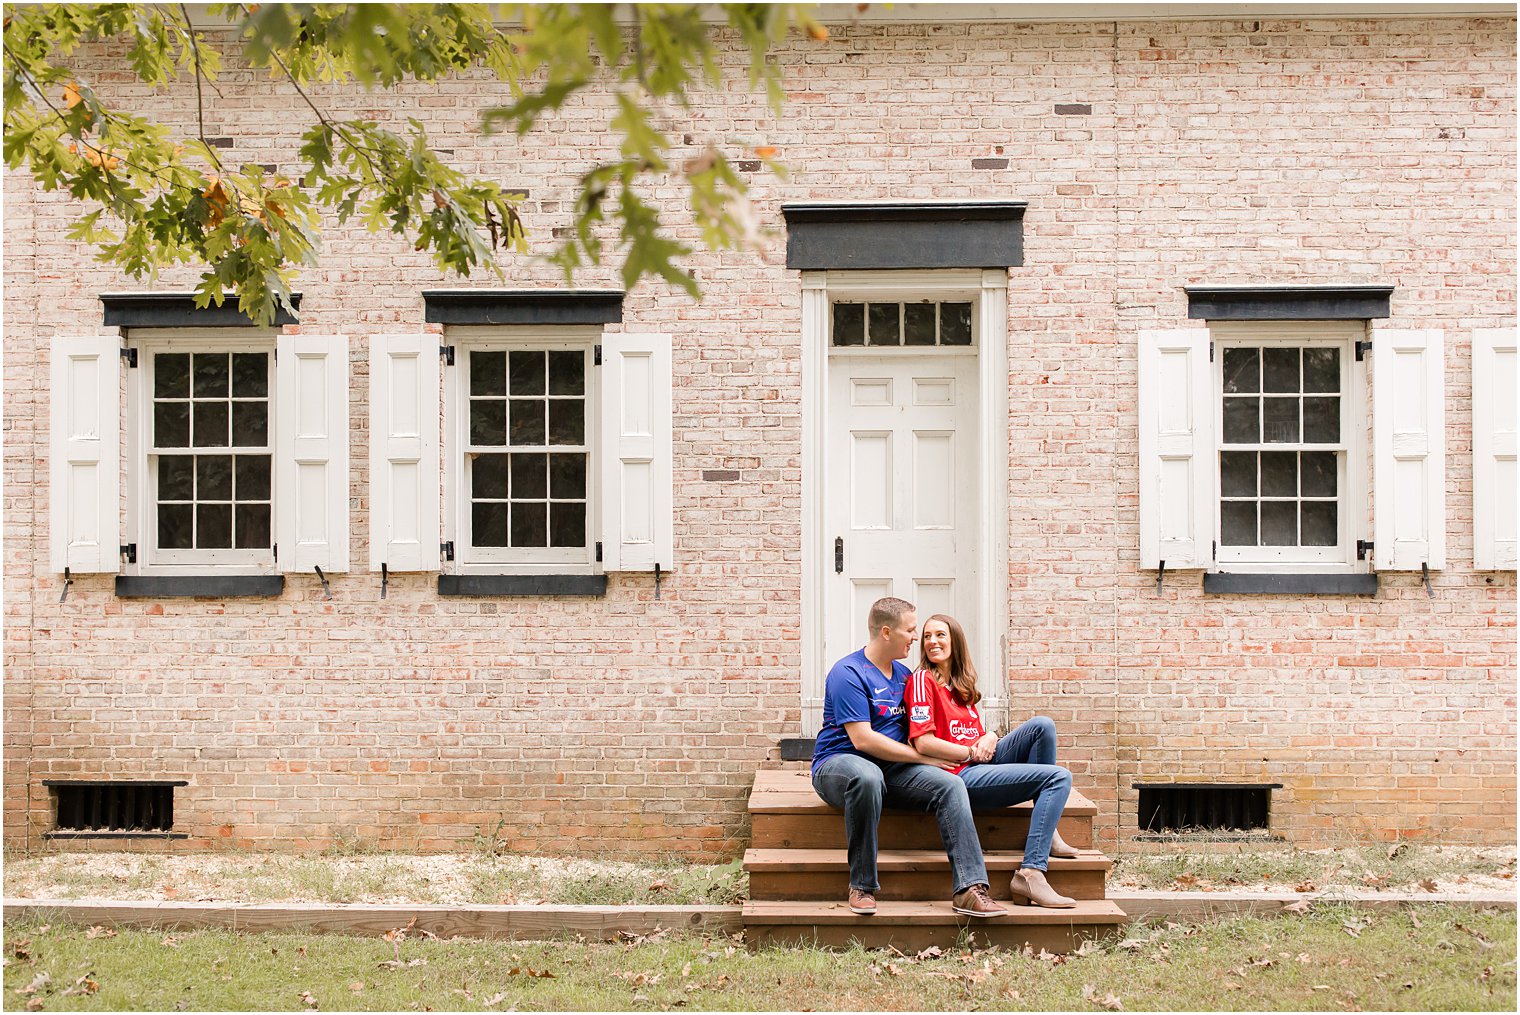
[4,13,1514,856]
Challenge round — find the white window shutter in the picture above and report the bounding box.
[1372,328,1446,570]
[49,336,120,572]
[368,335,440,572]
[1138,329,1215,569]
[1472,327,1517,570]
[276,334,350,572]
[601,333,673,572]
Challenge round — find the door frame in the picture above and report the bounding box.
[801,268,1010,734]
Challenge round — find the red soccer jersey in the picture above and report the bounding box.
[906,668,986,775]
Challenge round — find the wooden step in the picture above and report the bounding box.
[744,848,1109,901]
[749,769,1095,851]
[743,898,1128,953]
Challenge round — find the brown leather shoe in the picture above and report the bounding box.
[951,883,1007,918]
[848,888,877,915]
[1010,868,1076,908]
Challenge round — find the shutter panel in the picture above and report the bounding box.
[1372,328,1446,570]
[1138,329,1215,569]
[275,334,350,572]
[368,335,440,572]
[1472,327,1517,570]
[601,333,673,571]
[49,336,120,572]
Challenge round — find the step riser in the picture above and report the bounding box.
[748,869,1107,902]
[751,815,1093,852]
[746,921,1118,954]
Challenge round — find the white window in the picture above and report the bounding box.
[49,330,350,577]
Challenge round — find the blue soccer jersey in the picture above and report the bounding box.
[811,648,911,773]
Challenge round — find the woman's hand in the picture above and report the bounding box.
[970,733,997,764]
[915,751,960,771]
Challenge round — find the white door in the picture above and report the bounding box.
[822,352,979,685]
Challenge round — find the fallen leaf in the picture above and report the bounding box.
[1282,899,1312,915]
[1081,983,1124,1010]
[25,998,44,1012]
[680,962,692,977]
[1361,873,1390,888]
[299,989,318,1008]
[85,926,116,940]
[1293,880,1316,893]
[1386,842,1407,861]
[916,945,943,960]
[349,982,365,992]
[20,972,51,996]
[1409,911,1423,928]
[161,935,182,948]
[1296,953,1313,963]
[481,992,511,1007]
[1417,878,1438,892]
[1172,872,1199,889]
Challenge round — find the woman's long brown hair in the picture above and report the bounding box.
[920,613,981,706]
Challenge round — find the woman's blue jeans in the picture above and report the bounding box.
[812,752,989,895]
[957,716,1071,871]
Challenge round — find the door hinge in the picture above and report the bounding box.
[593,344,602,366]
[441,540,455,562]
[595,541,603,562]
[440,345,455,365]
[1356,539,1374,561]
[119,543,136,563]
[119,347,138,368]
[1355,340,1372,362]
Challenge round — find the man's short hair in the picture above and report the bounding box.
[867,596,915,637]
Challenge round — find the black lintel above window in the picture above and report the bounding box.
[422,290,624,326]
[101,292,300,328]
[1185,285,1393,321]
[781,201,1026,271]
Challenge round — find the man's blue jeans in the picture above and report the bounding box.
[957,716,1071,871]
[812,752,989,895]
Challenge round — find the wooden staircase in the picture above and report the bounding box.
[742,768,1128,951]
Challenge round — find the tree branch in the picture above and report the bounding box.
[176,3,222,172]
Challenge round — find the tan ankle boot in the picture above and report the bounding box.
[1049,831,1081,858]
[1010,868,1076,908]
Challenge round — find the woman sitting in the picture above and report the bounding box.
[906,613,1080,908]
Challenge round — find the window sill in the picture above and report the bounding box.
[115,575,284,598]
[437,574,607,597]
[1202,572,1378,595]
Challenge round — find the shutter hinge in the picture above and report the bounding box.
[595,541,603,562]
[440,345,455,366]
[441,540,455,562]
[1212,540,1217,562]
[594,344,602,366]
[119,347,138,368]
[1355,340,1372,362]
[1208,342,1214,363]
[1356,539,1374,561]
[272,543,277,563]
[119,543,137,563]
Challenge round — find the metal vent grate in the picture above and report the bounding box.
[1134,783,1281,833]
[46,781,183,833]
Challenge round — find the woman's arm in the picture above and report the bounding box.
[846,722,956,769]
[910,732,975,765]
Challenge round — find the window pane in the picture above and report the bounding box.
[550,502,586,548]
[1301,502,1338,546]
[1222,348,1260,394]
[193,353,230,397]
[1263,348,1299,393]
[231,353,268,397]
[193,402,230,447]
[903,304,936,346]
[1220,451,1256,497]
[832,303,864,346]
[940,303,972,345]
[1260,501,1297,545]
[1303,347,1340,393]
[154,402,190,448]
[472,502,509,546]
[867,303,900,346]
[509,350,545,396]
[158,503,193,549]
[471,454,508,499]
[234,504,271,549]
[196,455,233,500]
[158,456,194,501]
[548,399,584,445]
[235,455,271,500]
[1303,397,1339,443]
[550,453,587,499]
[1301,451,1337,497]
[510,453,548,499]
[470,351,506,396]
[1221,502,1257,546]
[196,504,233,548]
[1260,451,1297,497]
[510,502,548,547]
[1262,397,1299,443]
[1222,397,1259,443]
[470,400,507,446]
[509,399,546,445]
[548,350,585,395]
[155,354,190,398]
[231,401,269,447]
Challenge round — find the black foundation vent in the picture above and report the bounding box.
[46,781,187,833]
[1134,783,1282,833]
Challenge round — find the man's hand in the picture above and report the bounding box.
[970,733,997,764]
[916,753,960,771]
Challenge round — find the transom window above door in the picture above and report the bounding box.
[831,300,974,347]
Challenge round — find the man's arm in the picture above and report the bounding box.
[846,722,956,769]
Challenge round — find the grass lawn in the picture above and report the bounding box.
[4,903,1513,1012]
